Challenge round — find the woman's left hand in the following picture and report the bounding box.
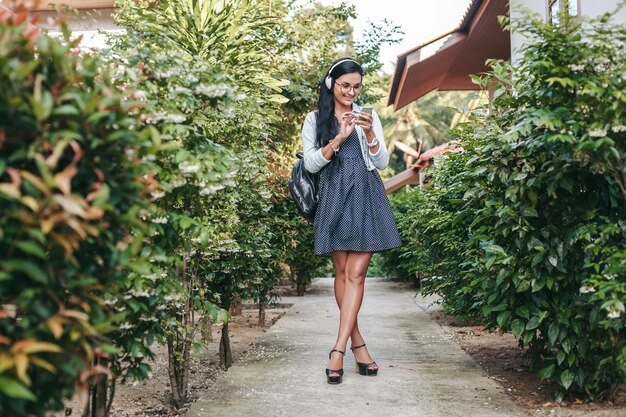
[356,112,373,134]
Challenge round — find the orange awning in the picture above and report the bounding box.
[387,0,510,110]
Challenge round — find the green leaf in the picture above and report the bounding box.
[496,268,511,286]
[179,216,194,230]
[548,256,558,267]
[15,241,46,259]
[538,364,555,380]
[561,339,571,354]
[526,315,541,330]
[560,369,574,389]
[15,59,40,78]
[52,105,80,116]
[515,306,530,319]
[516,279,531,293]
[148,125,161,146]
[523,207,538,217]
[0,375,37,401]
[548,322,559,345]
[86,110,112,124]
[546,77,574,88]
[3,260,48,283]
[497,311,511,328]
[531,278,545,292]
[511,319,525,337]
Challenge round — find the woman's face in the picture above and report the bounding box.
[333,71,363,108]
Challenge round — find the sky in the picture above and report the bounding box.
[309,0,472,73]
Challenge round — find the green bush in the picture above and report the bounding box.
[0,8,151,416]
[382,9,626,400]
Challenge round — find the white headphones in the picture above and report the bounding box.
[324,58,359,90]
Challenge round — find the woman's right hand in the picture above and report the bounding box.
[335,112,357,145]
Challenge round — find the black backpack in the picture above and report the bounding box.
[288,151,319,225]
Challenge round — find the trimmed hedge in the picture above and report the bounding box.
[383,9,626,400]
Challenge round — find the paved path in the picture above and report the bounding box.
[186,278,529,417]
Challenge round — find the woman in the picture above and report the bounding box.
[301,58,402,384]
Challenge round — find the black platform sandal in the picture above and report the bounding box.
[325,349,345,384]
[351,343,378,376]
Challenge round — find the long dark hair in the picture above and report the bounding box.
[315,58,364,149]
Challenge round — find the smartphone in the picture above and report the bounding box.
[357,106,372,124]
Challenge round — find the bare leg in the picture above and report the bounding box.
[330,252,376,364]
[327,251,376,373]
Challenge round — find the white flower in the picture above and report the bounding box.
[151,191,165,200]
[119,322,133,330]
[217,103,235,118]
[588,128,607,138]
[199,185,225,195]
[579,285,595,294]
[147,112,187,124]
[195,83,232,98]
[607,309,621,319]
[173,87,193,95]
[179,162,201,174]
[169,179,186,188]
[611,125,626,133]
[164,114,187,124]
[568,64,585,72]
[151,217,168,224]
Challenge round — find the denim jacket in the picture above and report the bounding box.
[301,103,389,174]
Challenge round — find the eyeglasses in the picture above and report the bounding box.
[336,82,363,94]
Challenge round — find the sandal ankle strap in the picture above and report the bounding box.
[329,348,345,359]
[350,343,366,351]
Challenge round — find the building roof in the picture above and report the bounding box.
[387,0,510,110]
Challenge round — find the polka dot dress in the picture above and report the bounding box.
[313,128,402,256]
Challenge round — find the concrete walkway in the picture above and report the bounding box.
[186,278,529,417]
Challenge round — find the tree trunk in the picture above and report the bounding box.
[297,282,306,296]
[200,315,213,343]
[297,271,307,296]
[219,321,233,370]
[230,293,243,316]
[258,302,266,327]
[167,337,184,408]
[92,374,107,417]
[88,358,111,417]
[166,258,193,408]
[105,381,115,417]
